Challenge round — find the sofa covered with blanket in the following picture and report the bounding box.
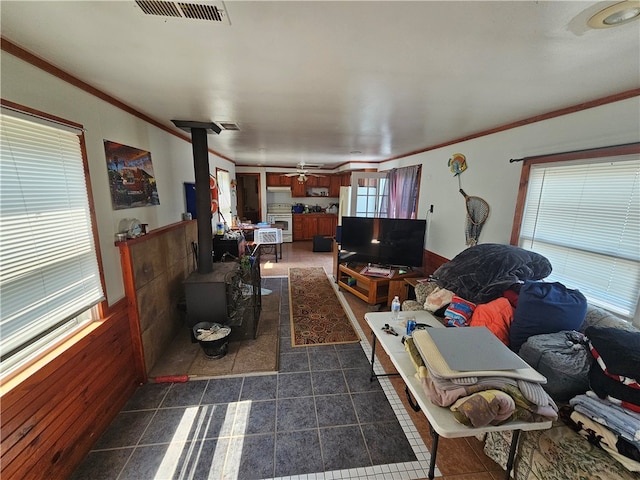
[403,244,640,479]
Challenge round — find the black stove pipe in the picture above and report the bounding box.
[171,120,221,275]
[191,127,213,274]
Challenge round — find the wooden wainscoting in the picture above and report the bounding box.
[422,249,450,277]
[0,299,139,480]
[117,220,198,379]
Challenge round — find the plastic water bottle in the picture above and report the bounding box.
[391,296,401,321]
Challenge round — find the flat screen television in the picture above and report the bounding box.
[339,216,426,269]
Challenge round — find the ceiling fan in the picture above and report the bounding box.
[281,161,325,182]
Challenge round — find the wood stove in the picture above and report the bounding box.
[184,256,262,342]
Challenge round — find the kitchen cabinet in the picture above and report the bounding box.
[302,216,317,239]
[266,173,291,186]
[291,179,306,197]
[317,215,337,236]
[316,175,331,188]
[289,174,346,197]
[292,215,304,240]
[292,214,337,240]
[329,175,341,196]
[266,173,278,186]
[304,176,318,187]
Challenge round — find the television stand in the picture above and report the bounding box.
[337,263,419,305]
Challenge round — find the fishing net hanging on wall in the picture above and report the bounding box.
[460,188,490,246]
[449,153,490,247]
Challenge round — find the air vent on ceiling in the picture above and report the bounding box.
[135,1,227,23]
[218,122,240,131]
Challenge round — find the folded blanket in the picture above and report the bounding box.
[570,392,640,446]
[428,370,552,407]
[571,410,640,471]
[430,243,552,304]
[590,366,640,408]
[590,341,640,389]
[418,366,557,421]
[601,393,640,414]
[586,390,640,422]
[451,390,515,427]
[585,326,640,379]
[491,383,557,422]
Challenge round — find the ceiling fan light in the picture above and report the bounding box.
[588,1,640,28]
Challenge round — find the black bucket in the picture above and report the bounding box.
[192,322,231,359]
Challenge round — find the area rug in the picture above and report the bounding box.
[289,267,360,346]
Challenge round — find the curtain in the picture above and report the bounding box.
[380,165,421,218]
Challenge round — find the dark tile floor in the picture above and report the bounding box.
[70,277,418,480]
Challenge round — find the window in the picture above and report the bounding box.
[0,106,104,375]
[516,146,639,320]
[350,166,421,219]
[350,172,388,217]
[216,168,232,225]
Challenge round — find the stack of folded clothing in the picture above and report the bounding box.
[422,371,558,427]
[405,330,557,428]
[564,326,640,472]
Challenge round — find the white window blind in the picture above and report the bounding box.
[519,155,640,318]
[216,169,232,224]
[0,110,104,364]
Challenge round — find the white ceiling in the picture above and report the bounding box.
[1,1,639,169]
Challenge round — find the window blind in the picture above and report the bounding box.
[519,155,640,317]
[0,111,104,363]
[216,169,231,223]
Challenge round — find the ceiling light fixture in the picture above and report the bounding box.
[588,1,640,28]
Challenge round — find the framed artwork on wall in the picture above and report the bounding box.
[104,140,160,209]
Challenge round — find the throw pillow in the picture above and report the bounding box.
[445,295,476,327]
[469,297,514,346]
[510,280,587,353]
[424,286,454,312]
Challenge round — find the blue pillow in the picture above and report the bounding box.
[509,281,587,353]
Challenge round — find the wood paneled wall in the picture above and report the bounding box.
[422,249,450,277]
[118,220,198,378]
[0,221,199,479]
[0,299,139,480]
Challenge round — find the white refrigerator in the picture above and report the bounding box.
[337,186,351,225]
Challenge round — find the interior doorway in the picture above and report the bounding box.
[236,173,262,224]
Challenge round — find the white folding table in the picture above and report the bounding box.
[365,311,552,480]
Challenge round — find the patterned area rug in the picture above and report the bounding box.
[289,267,360,346]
